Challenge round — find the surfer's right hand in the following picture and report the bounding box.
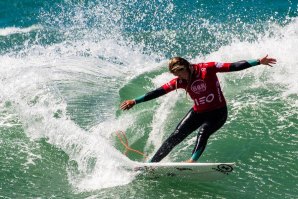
[120,100,136,110]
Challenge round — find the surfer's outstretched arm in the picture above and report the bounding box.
[214,55,277,72]
[120,87,167,110]
[228,54,277,72]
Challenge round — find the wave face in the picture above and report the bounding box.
[0,0,297,198]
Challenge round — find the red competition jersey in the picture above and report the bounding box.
[162,62,231,112]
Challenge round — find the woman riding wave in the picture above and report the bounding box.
[120,55,276,163]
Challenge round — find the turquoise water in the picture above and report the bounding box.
[0,0,297,198]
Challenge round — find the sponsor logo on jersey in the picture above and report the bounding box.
[194,93,215,106]
[191,80,207,94]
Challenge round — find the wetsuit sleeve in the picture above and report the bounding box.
[213,59,260,72]
[134,87,167,104]
[161,78,181,93]
[134,78,182,104]
[229,59,260,71]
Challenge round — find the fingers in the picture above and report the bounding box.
[120,101,129,110]
[267,58,277,67]
[266,57,276,67]
[269,58,277,63]
[260,55,277,67]
[120,100,135,110]
[120,102,127,110]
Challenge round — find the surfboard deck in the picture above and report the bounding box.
[133,162,235,180]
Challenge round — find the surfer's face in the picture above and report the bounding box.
[172,68,190,80]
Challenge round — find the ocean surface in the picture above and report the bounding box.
[0,0,297,198]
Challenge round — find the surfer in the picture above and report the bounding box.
[120,55,276,163]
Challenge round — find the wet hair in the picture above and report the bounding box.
[168,57,191,73]
[168,57,195,97]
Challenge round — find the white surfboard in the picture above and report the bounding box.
[133,162,235,180]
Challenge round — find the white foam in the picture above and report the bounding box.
[144,72,184,161]
[0,25,42,36]
[0,1,164,191]
[0,36,154,190]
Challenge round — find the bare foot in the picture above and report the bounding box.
[185,159,196,163]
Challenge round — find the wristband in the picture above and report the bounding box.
[247,59,260,66]
[134,95,146,104]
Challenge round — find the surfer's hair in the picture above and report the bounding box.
[168,57,195,98]
[168,57,191,73]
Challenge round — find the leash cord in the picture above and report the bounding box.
[115,131,148,159]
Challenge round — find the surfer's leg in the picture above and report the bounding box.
[150,108,203,162]
[191,106,228,161]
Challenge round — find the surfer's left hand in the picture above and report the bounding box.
[259,55,277,67]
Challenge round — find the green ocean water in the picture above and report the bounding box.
[0,0,297,198]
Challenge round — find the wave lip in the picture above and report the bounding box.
[0,25,41,36]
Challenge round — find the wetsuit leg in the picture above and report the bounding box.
[191,107,228,161]
[150,108,204,162]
